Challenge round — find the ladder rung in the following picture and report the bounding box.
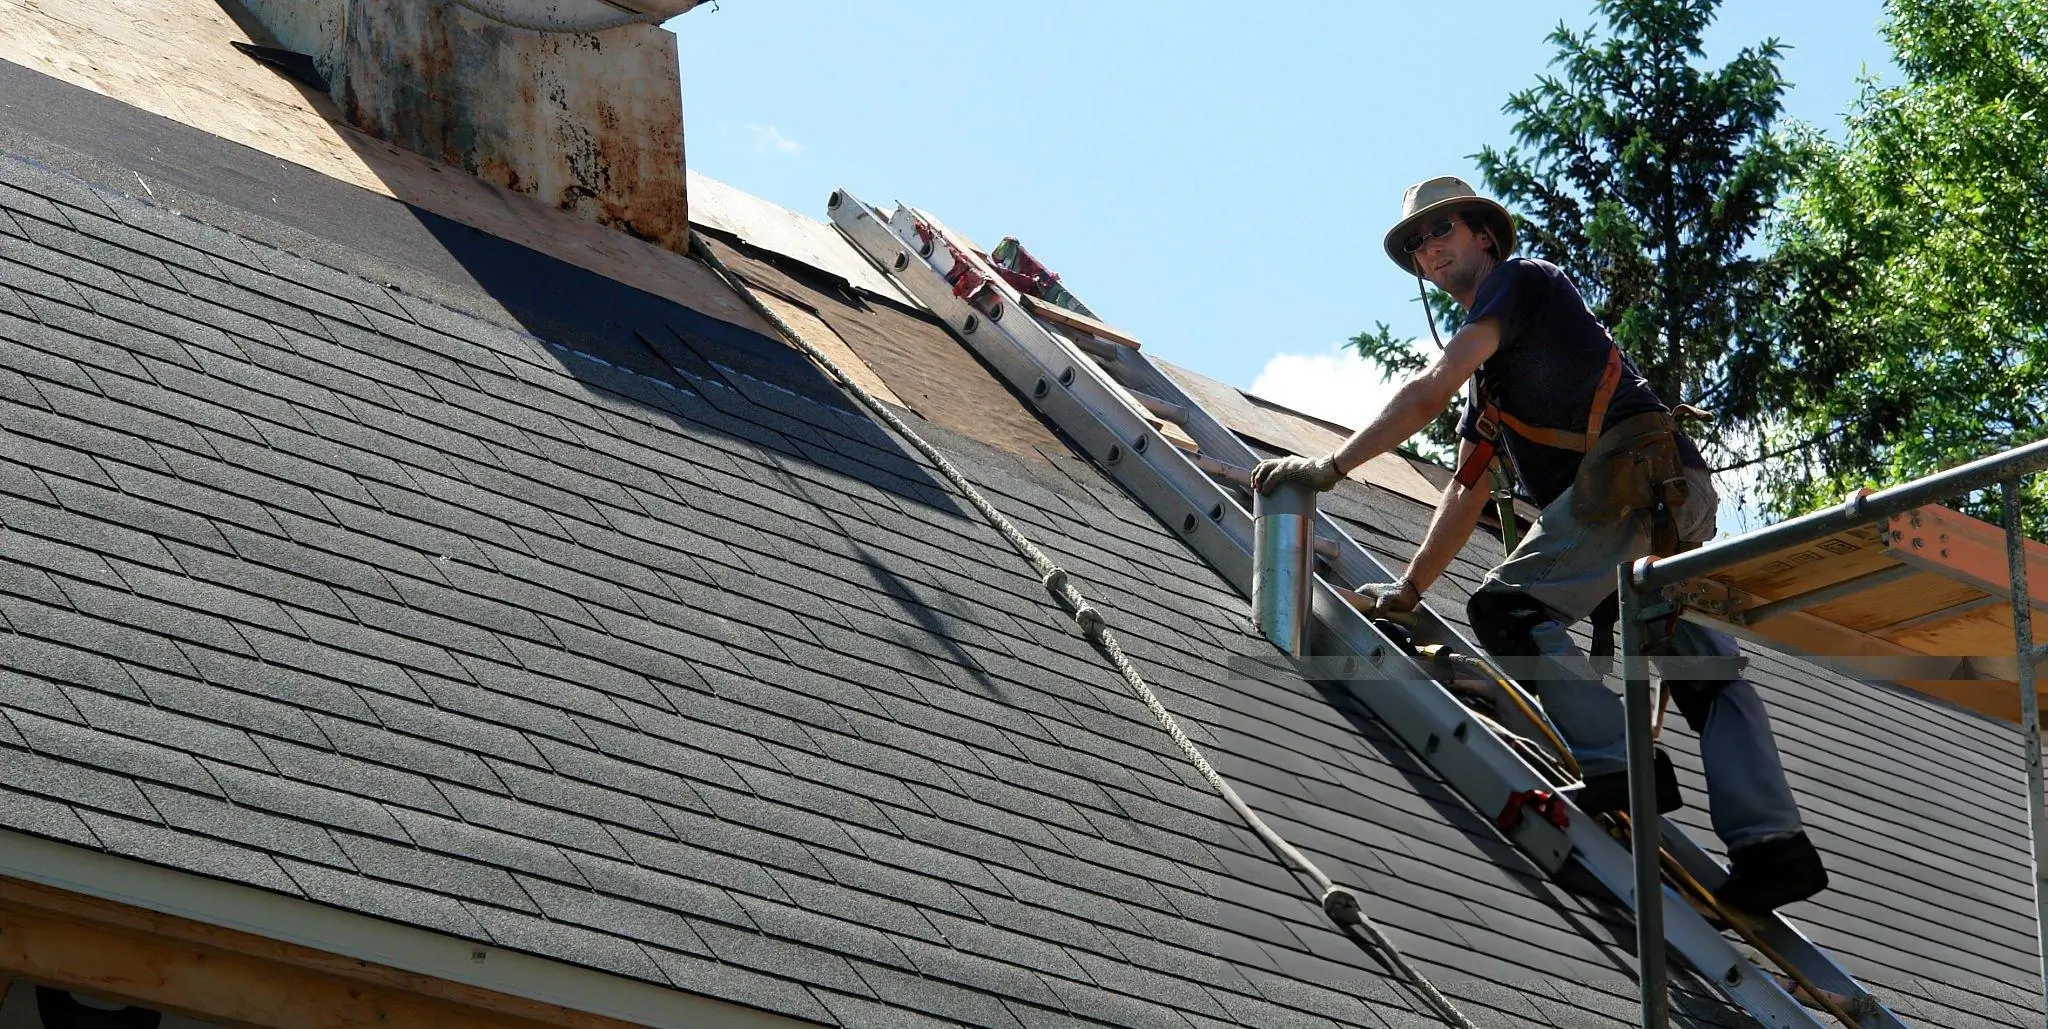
[1020,294,1142,350]
[1065,330,1125,362]
[1128,388,1189,426]
[1188,453,1251,486]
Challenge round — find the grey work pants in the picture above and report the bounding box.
[1475,468,1804,850]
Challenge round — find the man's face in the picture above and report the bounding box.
[1406,212,1493,294]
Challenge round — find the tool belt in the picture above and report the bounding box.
[1571,410,1689,554]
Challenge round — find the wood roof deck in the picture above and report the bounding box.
[1672,503,2048,724]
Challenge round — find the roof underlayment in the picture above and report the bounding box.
[0,15,2041,1029]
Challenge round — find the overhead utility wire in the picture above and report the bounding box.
[688,230,1479,1029]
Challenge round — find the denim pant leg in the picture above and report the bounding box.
[1661,621,1805,849]
[1478,490,1643,778]
[1525,618,1629,776]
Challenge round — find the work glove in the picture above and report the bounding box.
[1353,578,1421,618]
[1249,453,1342,495]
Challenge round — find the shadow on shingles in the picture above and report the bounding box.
[387,203,973,523]
[851,541,1005,700]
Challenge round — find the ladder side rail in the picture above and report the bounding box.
[1028,214,1906,1025]
[831,193,1571,860]
[897,206,1258,465]
[831,197,1254,583]
[828,192,1834,1028]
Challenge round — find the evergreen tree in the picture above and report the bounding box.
[1477,0,1792,435]
[1351,0,1793,465]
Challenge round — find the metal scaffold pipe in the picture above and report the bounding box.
[1619,563,1668,1027]
[2001,481,2048,1013]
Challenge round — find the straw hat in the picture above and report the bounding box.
[1382,176,1516,274]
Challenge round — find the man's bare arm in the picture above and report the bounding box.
[1402,439,1496,594]
[1331,317,1500,477]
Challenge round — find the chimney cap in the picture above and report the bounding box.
[594,0,711,17]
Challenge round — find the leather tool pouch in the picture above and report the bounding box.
[1570,412,1687,524]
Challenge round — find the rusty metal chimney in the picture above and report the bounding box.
[240,0,703,253]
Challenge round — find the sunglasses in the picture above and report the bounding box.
[1401,217,1461,255]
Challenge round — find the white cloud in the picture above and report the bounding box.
[1247,343,1409,431]
[743,123,803,156]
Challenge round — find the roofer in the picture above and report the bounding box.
[1249,176,1827,914]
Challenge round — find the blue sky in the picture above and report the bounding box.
[672,1,1893,438]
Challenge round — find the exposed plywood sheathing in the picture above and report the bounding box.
[1156,357,1452,507]
[699,237,1071,460]
[0,0,771,338]
[0,877,644,1029]
[747,288,909,410]
[688,171,916,306]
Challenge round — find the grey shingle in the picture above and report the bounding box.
[80,809,303,893]
[202,759,410,842]
[568,712,747,794]
[564,850,752,927]
[5,390,178,475]
[55,577,254,660]
[127,665,328,748]
[310,710,506,793]
[432,778,632,861]
[0,739,156,819]
[639,947,837,1024]
[388,806,586,885]
[332,831,536,911]
[0,664,95,722]
[464,901,668,982]
[733,892,915,972]
[252,735,460,818]
[278,857,491,940]
[10,705,231,796]
[0,783,101,847]
[138,781,349,866]
[359,690,547,768]
[848,960,1027,1028]
[0,126,2035,1029]
[486,756,672,836]
[691,916,875,997]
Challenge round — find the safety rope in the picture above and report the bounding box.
[440,0,665,33]
[687,231,1478,1029]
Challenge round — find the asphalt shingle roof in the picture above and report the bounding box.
[0,64,2042,1029]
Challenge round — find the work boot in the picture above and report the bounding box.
[1716,831,1828,914]
[1568,748,1683,817]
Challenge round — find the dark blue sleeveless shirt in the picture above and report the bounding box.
[1452,257,1698,508]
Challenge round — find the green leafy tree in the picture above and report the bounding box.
[1752,0,2048,527]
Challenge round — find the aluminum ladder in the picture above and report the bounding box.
[827,189,1906,1029]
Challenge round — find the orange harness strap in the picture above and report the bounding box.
[1452,346,1624,487]
[1492,346,1623,453]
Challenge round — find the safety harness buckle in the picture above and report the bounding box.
[1496,788,1570,834]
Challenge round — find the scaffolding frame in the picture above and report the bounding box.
[1618,438,2048,1026]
